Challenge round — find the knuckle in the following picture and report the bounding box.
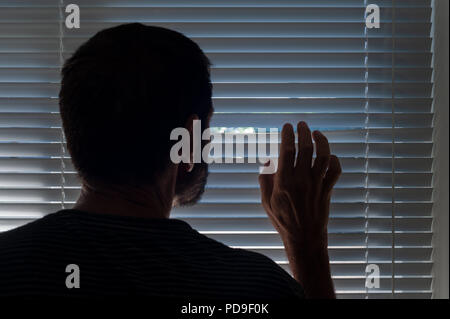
[314,155,324,164]
[284,146,296,155]
[317,155,330,169]
[300,144,314,154]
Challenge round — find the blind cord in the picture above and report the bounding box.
[363,0,370,299]
[58,0,66,210]
[391,0,397,298]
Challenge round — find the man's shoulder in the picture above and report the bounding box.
[0,217,44,244]
[186,229,282,272]
[0,211,72,259]
[191,232,304,298]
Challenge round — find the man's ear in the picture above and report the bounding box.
[184,114,200,173]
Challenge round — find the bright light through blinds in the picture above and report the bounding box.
[0,0,434,298]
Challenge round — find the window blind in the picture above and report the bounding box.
[0,0,434,298]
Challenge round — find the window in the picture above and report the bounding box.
[0,0,434,298]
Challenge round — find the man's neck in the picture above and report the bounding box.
[73,179,175,219]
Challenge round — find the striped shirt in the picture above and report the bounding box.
[0,209,304,299]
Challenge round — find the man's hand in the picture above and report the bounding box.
[258,121,341,299]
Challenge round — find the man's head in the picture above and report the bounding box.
[59,23,213,206]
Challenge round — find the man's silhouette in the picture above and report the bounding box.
[0,23,340,299]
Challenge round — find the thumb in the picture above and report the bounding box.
[259,161,275,212]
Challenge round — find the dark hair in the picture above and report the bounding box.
[59,23,212,185]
